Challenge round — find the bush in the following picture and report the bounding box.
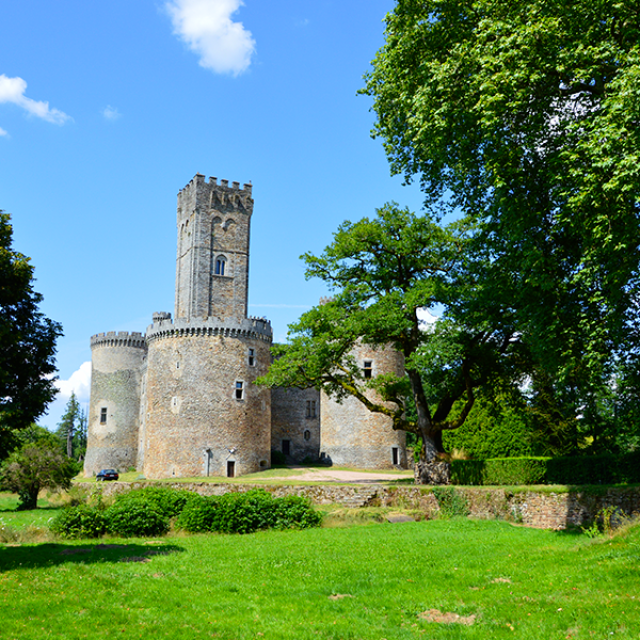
[451,457,549,485]
[432,487,469,518]
[452,451,640,486]
[175,495,219,533]
[271,450,287,466]
[51,505,107,539]
[112,486,195,518]
[176,489,322,534]
[104,502,169,537]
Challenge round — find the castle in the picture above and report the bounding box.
[84,174,407,479]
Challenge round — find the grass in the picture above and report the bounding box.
[2,492,640,639]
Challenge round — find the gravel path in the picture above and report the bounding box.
[267,467,413,483]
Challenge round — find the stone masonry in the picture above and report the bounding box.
[84,174,409,479]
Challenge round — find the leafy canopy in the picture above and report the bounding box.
[0,211,62,456]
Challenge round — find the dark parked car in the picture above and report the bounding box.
[96,468,119,481]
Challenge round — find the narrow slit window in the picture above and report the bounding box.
[235,381,244,400]
[305,400,317,418]
[100,407,107,424]
[363,360,373,379]
[304,430,311,441]
[392,447,399,466]
[248,348,255,367]
[282,439,291,455]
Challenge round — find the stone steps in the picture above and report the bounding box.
[339,486,379,508]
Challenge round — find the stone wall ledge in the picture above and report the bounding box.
[90,481,640,530]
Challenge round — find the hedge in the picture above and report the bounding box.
[451,451,640,486]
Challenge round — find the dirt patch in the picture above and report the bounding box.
[418,609,476,625]
[59,548,91,555]
[328,594,354,600]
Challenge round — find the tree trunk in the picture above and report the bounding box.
[18,484,39,510]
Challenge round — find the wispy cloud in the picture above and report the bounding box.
[165,0,255,76]
[0,74,71,125]
[102,105,121,120]
[0,126,7,137]
[55,361,91,404]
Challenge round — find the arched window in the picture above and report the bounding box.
[215,255,226,276]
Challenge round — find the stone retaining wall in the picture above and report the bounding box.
[94,481,640,530]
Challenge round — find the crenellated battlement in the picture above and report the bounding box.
[146,316,272,344]
[178,173,252,199]
[91,331,147,350]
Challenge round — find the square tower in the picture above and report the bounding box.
[175,174,254,321]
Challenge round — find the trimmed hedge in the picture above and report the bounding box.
[451,451,640,486]
[51,504,107,539]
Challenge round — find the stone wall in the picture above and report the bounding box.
[320,342,408,468]
[175,174,253,322]
[271,387,321,463]
[141,325,272,479]
[95,482,640,529]
[84,333,146,476]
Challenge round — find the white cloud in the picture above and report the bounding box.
[55,361,92,404]
[0,74,71,124]
[102,105,121,120]
[165,0,255,76]
[0,126,7,136]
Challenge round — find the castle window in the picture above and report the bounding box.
[392,447,399,466]
[215,256,226,276]
[248,348,255,367]
[363,360,373,379]
[304,430,311,441]
[100,407,107,424]
[235,381,244,400]
[305,400,316,418]
[282,439,291,455]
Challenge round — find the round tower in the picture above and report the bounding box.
[140,316,272,478]
[320,342,408,468]
[84,331,147,476]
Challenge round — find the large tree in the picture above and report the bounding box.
[363,1,640,425]
[259,203,523,467]
[0,211,62,457]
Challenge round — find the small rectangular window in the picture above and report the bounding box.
[100,407,107,424]
[392,447,399,466]
[248,348,255,367]
[363,360,373,379]
[306,400,317,418]
[282,439,291,455]
[235,381,244,400]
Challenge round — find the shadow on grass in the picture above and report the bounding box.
[0,541,185,572]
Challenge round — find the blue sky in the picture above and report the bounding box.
[1,0,425,430]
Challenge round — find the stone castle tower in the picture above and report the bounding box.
[84,174,407,479]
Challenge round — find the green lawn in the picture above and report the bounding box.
[1,497,639,639]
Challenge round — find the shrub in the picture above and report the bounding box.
[176,489,322,534]
[432,487,469,518]
[113,486,195,518]
[271,450,287,466]
[104,502,169,537]
[175,495,219,533]
[273,495,322,530]
[51,505,107,539]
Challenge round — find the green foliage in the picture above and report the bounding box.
[259,203,521,463]
[431,487,469,518]
[452,451,640,485]
[443,390,534,458]
[112,486,196,518]
[50,504,107,539]
[176,489,322,534]
[363,1,640,458]
[104,501,169,537]
[0,211,62,457]
[270,449,287,466]
[55,392,87,461]
[0,441,78,509]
